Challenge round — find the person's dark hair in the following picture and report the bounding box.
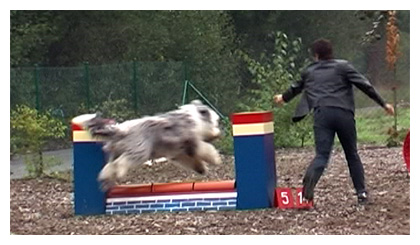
[311,39,333,60]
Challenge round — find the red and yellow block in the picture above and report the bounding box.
[231,111,274,136]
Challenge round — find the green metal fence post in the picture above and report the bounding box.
[132,60,139,113]
[187,81,227,121]
[83,62,91,110]
[182,80,189,105]
[182,61,189,105]
[34,64,40,111]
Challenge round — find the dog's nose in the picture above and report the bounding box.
[213,128,221,137]
[203,128,222,142]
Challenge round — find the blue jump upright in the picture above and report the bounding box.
[231,111,277,209]
[72,121,106,215]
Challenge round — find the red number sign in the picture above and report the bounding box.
[274,188,294,208]
[275,187,313,209]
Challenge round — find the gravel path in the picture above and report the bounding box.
[10,148,73,179]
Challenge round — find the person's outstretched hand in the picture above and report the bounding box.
[384,103,395,116]
[273,94,284,106]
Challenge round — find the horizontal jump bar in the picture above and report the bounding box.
[107,180,236,198]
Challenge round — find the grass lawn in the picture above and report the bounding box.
[355,106,410,145]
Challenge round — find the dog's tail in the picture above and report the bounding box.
[72,113,119,138]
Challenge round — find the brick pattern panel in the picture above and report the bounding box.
[106,192,237,215]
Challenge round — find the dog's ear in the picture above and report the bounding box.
[190,100,203,106]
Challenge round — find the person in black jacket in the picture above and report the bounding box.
[273,39,394,205]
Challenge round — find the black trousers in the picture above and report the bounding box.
[304,106,366,194]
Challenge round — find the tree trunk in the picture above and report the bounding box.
[35,150,44,177]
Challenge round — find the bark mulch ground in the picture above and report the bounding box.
[10,146,409,235]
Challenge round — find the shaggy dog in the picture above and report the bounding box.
[72,100,222,190]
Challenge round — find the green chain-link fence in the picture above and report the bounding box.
[11,61,190,118]
[10,60,409,148]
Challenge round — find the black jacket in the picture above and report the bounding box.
[282,59,386,122]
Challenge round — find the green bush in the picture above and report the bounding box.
[213,119,234,155]
[10,105,67,177]
[236,31,313,147]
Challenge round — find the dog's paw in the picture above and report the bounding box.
[214,154,222,165]
[99,179,116,192]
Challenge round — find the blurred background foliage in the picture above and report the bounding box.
[10,10,410,152]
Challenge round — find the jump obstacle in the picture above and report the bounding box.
[72,111,311,216]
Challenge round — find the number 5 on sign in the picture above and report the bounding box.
[274,188,294,208]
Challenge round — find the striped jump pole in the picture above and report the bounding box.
[72,115,107,215]
[231,111,277,209]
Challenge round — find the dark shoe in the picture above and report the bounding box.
[357,191,369,205]
[302,176,316,201]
